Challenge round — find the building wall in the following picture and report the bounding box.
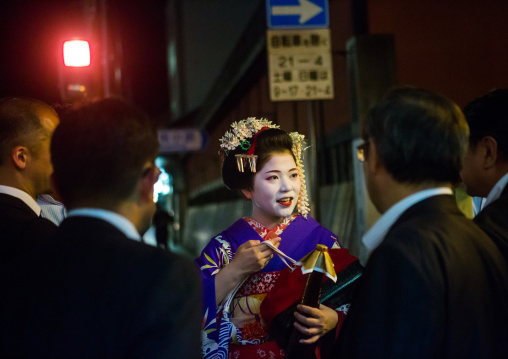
[186,0,508,196]
[185,0,356,195]
[368,0,508,107]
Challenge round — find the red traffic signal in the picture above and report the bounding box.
[63,40,91,67]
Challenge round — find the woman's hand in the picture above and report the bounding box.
[230,238,281,277]
[214,237,281,304]
[293,304,338,344]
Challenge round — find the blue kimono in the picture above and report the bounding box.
[195,215,341,359]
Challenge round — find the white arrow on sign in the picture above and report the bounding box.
[271,0,323,24]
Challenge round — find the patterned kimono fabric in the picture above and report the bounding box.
[196,215,341,359]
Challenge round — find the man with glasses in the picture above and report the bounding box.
[334,87,508,358]
[0,98,202,358]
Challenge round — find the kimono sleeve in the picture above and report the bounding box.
[194,231,237,358]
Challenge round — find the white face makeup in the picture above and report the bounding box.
[243,152,301,228]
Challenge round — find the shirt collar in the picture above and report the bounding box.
[482,172,508,209]
[362,187,453,254]
[36,194,63,206]
[67,208,141,241]
[0,185,41,216]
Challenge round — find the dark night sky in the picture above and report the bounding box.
[0,0,169,117]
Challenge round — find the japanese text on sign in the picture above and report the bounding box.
[267,28,334,101]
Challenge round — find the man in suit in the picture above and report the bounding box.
[0,97,59,265]
[334,87,508,358]
[0,98,202,358]
[460,89,508,264]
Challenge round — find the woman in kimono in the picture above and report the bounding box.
[195,118,350,359]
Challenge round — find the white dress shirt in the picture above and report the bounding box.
[67,208,141,241]
[0,185,41,216]
[481,172,508,210]
[37,194,66,225]
[362,187,453,253]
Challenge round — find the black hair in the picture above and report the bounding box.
[363,86,469,183]
[51,97,159,207]
[463,88,508,158]
[222,128,295,190]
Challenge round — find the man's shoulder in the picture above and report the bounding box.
[56,216,192,270]
[476,191,508,222]
[0,193,56,243]
[0,193,36,218]
[473,193,508,261]
[383,197,484,252]
[57,216,150,251]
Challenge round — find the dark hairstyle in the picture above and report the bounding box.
[51,97,159,207]
[463,88,508,158]
[222,128,295,190]
[363,86,469,183]
[0,97,56,164]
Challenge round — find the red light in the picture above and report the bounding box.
[63,40,90,67]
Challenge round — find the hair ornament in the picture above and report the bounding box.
[235,154,258,172]
[220,117,280,173]
[220,117,279,152]
[289,132,310,218]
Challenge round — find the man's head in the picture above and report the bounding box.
[460,89,508,197]
[360,86,469,211]
[0,97,60,198]
[51,98,160,232]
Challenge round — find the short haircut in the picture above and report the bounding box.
[222,128,295,191]
[51,97,159,207]
[363,86,469,183]
[0,97,56,165]
[463,88,508,158]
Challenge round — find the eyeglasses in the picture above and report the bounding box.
[356,140,370,162]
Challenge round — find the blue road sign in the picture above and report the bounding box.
[266,0,329,29]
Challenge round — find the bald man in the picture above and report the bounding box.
[0,97,59,265]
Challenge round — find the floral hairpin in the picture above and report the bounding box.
[220,117,280,173]
[220,117,279,152]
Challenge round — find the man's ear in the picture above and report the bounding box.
[11,146,28,170]
[480,136,498,169]
[241,188,253,199]
[139,166,159,203]
[366,140,382,173]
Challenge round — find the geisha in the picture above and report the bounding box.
[195,118,354,359]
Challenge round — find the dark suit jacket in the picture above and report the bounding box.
[334,195,508,359]
[0,193,57,266]
[0,216,202,359]
[474,185,508,266]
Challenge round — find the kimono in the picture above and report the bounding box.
[195,214,343,359]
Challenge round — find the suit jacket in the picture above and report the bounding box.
[334,195,508,359]
[474,185,508,266]
[0,216,202,359]
[0,193,56,266]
